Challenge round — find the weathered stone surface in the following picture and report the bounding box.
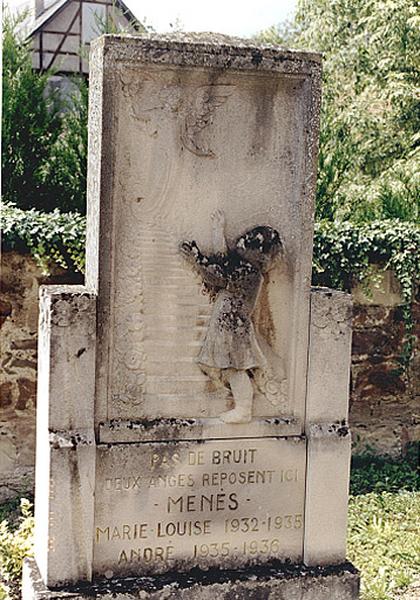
[34,287,96,587]
[0,466,35,503]
[0,253,43,495]
[350,299,419,455]
[352,323,404,358]
[93,438,306,577]
[17,378,37,410]
[86,34,321,433]
[303,288,352,565]
[352,269,402,307]
[98,417,301,443]
[0,298,12,325]
[304,427,351,566]
[3,262,418,497]
[23,557,360,600]
[0,382,13,408]
[306,288,352,425]
[27,33,332,597]
[23,33,358,599]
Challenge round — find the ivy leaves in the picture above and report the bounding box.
[1,204,86,274]
[313,219,419,370]
[2,204,418,306]
[313,220,420,304]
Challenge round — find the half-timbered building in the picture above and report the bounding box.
[26,0,141,75]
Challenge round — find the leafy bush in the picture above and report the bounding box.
[313,220,420,303]
[257,0,420,223]
[314,219,419,369]
[1,203,86,273]
[2,9,88,213]
[3,204,418,368]
[350,446,420,496]
[2,9,61,211]
[38,78,89,213]
[0,499,34,600]
[2,203,418,302]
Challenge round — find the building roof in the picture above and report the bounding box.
[25,0,141,38]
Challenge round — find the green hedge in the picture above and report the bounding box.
[2,204,418,303]
[1,204,86,273]
[313,219,420,304]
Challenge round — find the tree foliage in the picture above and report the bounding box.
[39,80,88,212]
[257,0,420,223]
[2,8,88,213]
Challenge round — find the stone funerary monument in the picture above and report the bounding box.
[23,34,359,599]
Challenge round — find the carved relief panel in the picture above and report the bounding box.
[93,63,315,434]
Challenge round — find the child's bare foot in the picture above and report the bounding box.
[220,408,252,424]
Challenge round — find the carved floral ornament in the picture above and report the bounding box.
[50,294,95,330]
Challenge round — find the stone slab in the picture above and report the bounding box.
[34,286,96,587]
[86,34,321,430]
[304,426,352,566]
[37,286,96,432]
[93,437,306,577]
[23,557,360,600]
[306,288,353,425]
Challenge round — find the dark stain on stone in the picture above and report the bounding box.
[16,378,36,410]
[255,273,276,347]
[56,560,358,595]
[0,299,12,325]
[265,417,292,426]
[337,425,349,437]
[108,418,197,432]
[9,358,37,370]
[251,50,263,66]
[0,382,13,408]
[76,347,86,358]
[10,338,37,350]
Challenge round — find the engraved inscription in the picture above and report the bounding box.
[93,438,306,576]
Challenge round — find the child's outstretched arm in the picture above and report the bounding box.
[180,240,226,288]
[212,209,228,254]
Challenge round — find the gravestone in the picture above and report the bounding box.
[23,34,359,599]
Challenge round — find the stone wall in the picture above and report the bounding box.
[0,251,82,501]
[0,250,418,500]
[351,276,419,455]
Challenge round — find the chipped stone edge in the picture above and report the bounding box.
[98,416,302,443]
[23,557,360,600]
[48,430,96,449]
[92,33,322,76]
[307,421,351,440]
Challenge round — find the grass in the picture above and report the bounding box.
[348,446,420,600]
[348,491,420,599]
[0,449,418,600]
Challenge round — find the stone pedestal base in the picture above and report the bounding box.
[23,558,359,600]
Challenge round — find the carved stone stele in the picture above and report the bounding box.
[24,34,359,600]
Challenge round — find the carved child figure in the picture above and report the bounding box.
[180,210,282,424]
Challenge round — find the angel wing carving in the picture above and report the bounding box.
[120,74,235,159]
[180,85,234,158]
